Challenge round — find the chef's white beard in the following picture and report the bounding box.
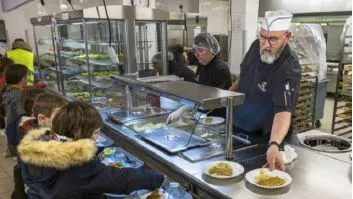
[260,44,285,64]
[260,51,277,64]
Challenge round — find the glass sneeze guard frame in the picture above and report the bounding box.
[31,15,62,93]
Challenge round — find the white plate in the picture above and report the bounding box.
[140,189,167,199]
[199,117,225,125]
[202,161,244,179]
[245,168,292,189]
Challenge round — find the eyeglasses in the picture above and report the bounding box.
[258,35,280,45]
[191,47,208,55]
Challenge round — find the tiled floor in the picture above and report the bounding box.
[0,98,340,199]
[0,133,16,199]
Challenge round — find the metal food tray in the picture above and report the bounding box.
[142,127,210,153]
[182,134,225,162]
[108,107,170,124]
[124,114,223,139]
[77,78,113,89]
[48,66,85,79]
[124,114,194,132]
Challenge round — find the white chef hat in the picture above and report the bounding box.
[262,10,293,31]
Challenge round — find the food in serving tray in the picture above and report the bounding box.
[204,117,214,124]
[103,148,116,157]
[302,65,313,73]
[40,53,55,62]
[208,162,233,176]
[81,71,120,78]
[146,190,162,199]
[255,169,285,187]
[76,53,109,60]
[337,113,351,119]
[132,123,166,132]
[107,162,123,168]
[339,82,351,88]
[71,92,90,101]
[131,120,189,132]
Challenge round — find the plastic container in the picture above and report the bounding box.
[167,182,184,199]
[314,78,329,121]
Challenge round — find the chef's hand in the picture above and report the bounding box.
[166,108,184,125]
[263,145,285,171]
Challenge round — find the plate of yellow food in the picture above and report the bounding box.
[199,117,225,125]
[202,161,244,179]
[245,168,292,189]
[140,189,167,199]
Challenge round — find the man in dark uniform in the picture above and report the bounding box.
[166,32,231,123]
[230,10,301,171]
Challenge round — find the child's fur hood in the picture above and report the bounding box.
[18,128,97,170]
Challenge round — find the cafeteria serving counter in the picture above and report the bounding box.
[101,108,352,199]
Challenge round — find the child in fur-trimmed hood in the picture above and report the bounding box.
[18,101,164,199]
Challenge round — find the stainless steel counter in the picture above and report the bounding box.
[101,109,352,199]
[193,146,352,199]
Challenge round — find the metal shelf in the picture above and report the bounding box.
[292,72,317,133]
[334,124,352,132]
[334,118,352,124]
[335,130,353,138]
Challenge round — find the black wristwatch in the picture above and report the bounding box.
[268,141,281,150]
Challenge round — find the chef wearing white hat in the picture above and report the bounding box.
[230,10,301,171]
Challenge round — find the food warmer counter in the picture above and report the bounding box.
[99,76,351,199]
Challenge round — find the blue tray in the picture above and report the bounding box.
[99,147,144,198]
[99,147,144,169]
[95,131,114,148]
[104,179,193,199]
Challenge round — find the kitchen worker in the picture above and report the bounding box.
[166,32,232,123]
[6,39,35,84]
[229,10,301,171]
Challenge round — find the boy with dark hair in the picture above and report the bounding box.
[0,57,14,88]
[1,63,48,157]
[2,64,28,157]
[0,56,14,129]
[11,89,47,199]
[12,91,68,199]
[26,92,68,129]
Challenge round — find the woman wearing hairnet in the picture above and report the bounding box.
[166,32,231,124]
[192,32,231,89]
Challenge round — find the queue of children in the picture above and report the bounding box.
[0,40,165,199]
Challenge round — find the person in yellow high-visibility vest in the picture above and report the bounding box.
[6,39,35,84]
